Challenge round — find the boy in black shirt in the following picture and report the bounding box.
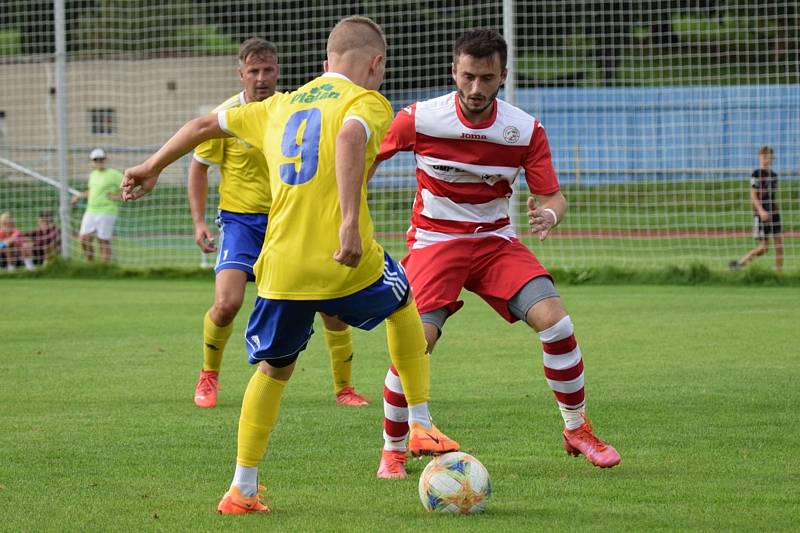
[730,145,783,272]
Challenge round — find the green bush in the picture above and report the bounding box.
[0,28,22,56]
[175,24,238,55]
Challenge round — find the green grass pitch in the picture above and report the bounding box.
[1,279,798,531]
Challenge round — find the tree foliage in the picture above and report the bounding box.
[0,1,796,87]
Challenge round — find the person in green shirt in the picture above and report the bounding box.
[71,148,123,262]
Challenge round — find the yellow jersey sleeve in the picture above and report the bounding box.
[193,138,224,166]
[219,98,275,152]
[344,92,393,165]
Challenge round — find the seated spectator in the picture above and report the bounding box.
[0,212,34,271]
[22,209,61,266]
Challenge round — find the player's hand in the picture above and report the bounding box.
[527,197,557,241]
[121,163,160,201]
[194,223,216,253]
[759,210,770,222]
[334,223,362,268]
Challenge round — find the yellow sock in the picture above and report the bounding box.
[385,302,430,405]
[203,311,233,372]
[236,370,288,468]
[324,326,353,393]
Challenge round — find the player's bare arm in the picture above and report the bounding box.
[333,119,368,268]
[122,114,228,201]
[70,190,88,205]
[187,158,216,252]
[527,191,567,241]
[750,188,769,221]
[366,161,380,182]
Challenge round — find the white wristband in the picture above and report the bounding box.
[543,207,558,226]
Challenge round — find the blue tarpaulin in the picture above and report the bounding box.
[375,85,799,187]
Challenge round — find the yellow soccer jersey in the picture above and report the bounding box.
[194,92,271,214]
[219,73,393,300]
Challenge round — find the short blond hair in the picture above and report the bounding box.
[327,16,386,56]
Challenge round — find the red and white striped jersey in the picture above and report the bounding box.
[377,92,560,249]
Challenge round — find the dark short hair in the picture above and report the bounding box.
[453,29,507,69]
[239,38,278,65]
[759,145,774,155]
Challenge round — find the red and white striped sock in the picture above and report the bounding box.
[539,315,586,430]
[382,365,409,451]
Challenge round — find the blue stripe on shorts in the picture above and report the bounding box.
[244,252,411,364]
[215,210,268,280]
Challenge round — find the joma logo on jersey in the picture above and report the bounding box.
[461,132,488,140]
[291,83,340,104]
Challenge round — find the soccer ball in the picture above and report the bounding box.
[418,452,491,514]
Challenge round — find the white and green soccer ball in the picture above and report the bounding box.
[418,452,491,514]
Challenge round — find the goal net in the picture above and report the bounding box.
[0,1,796,271]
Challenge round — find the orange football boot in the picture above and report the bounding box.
[335,386,369,406]
[563,420,621,468]
[408,423,460,456]
[194,370,219,408]
[217,485,270,514]
[376,450,408,479]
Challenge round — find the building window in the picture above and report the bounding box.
[89,108,116,135]
[0,111,6,142]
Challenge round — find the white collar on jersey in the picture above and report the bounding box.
[238,91,246,105]
[321,71,352,83]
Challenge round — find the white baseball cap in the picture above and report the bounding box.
[90,147,107,160]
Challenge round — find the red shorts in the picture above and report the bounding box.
[401,237,550,323]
